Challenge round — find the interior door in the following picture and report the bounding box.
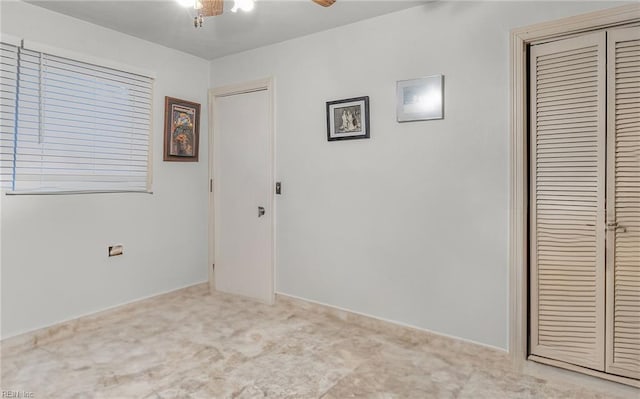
[606,26,640,380]
[213,87,273,304]
[529,31,607,371]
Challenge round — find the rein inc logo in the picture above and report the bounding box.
[2,391,34,398]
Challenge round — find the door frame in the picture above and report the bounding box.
[208,77,276,304]
[509,3,640,389]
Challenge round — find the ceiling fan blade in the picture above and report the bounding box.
[312,0,336,7]
[201,0,223,16]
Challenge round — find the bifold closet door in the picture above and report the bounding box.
[529,32,606,370]
[606,26,640,380]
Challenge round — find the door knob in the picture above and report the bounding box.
[607,221,627,233]
[258,206,265,217]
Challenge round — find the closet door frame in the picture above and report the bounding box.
[606,26,640,381]
[509,3,640,390]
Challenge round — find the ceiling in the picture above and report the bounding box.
[25,0,426,60]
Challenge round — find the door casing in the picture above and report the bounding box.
[208,77,276,304]
[509,3,640,390]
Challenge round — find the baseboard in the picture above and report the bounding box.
[275,291,508,359]
[1,281,209,354]
[275,292,638,397]
[528,355,640,390]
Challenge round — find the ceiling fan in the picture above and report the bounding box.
[189,0,336,28]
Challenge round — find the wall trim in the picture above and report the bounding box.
[0,282,209,352]
[529,355,640,389]
[277,291,508,353]
[278,292,636,397]
[509,1,640,387]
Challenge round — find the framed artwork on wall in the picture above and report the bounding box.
[163,96,200,162]
[396,75,444,122]
[326,96,370,141]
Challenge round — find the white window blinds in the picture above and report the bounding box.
[0,41,153,194]
[0,42,18,188]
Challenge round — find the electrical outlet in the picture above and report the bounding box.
[108,244,124,257]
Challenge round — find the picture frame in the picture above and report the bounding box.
[326,96,370,141]
[396,75,444,122]
[163,96,200,162]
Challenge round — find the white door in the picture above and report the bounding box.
[529,32,607,370]
[605,26,640,380]
[211,84,274,304]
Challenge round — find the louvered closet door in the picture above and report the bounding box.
[606,26,640,380]
[530,32,606,371]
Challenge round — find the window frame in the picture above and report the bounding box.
[0,37,155,195]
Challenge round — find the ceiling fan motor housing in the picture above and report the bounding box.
[201,0,224,16]
[312,0,337,6]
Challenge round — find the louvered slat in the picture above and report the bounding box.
[0,42,18,190]
[606,26,640,381]
[530,32,606,371]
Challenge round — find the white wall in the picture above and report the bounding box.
[209,1,626,350]
[0,1,210,338]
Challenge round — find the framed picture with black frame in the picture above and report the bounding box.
[326,96,370,141]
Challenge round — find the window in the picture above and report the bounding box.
[0,40,153,194]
